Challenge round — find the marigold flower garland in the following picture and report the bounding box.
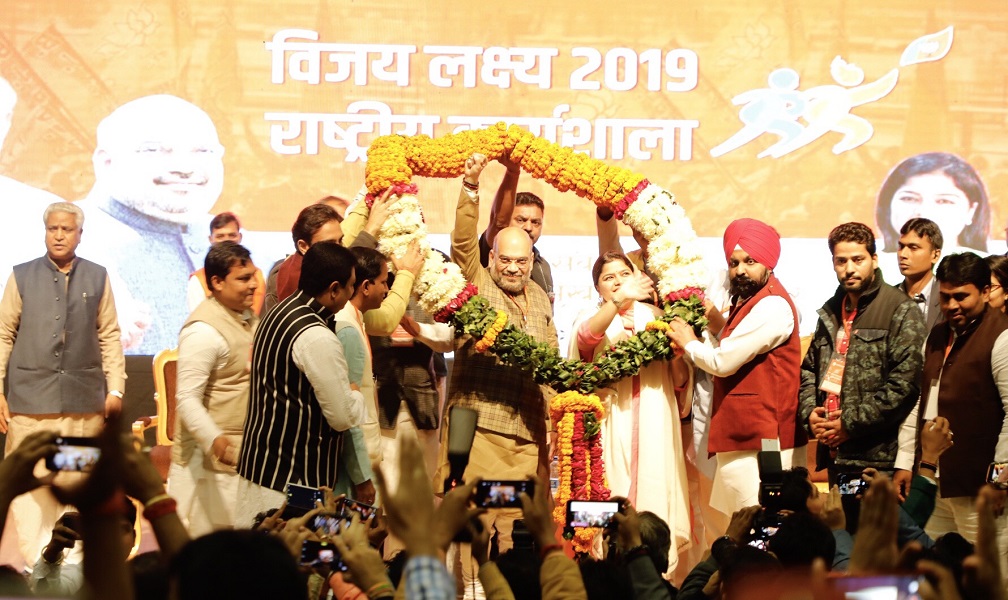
[364,121,710,548]
[363,123,708,394]
[549,391,609,555]
[474,310,508,352]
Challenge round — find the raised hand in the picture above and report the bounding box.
[464,154,489,186]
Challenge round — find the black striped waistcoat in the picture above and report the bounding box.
[238,290,342,491]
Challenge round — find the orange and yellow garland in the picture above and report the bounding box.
[363,122,708,552]
[365,122,646,213]
[549,391,610,555]
[474,310,508,353]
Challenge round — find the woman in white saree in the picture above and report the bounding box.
[568,251,692,574]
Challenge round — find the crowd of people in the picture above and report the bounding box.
[0,141,1005,600]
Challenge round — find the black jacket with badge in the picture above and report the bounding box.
[799,268,926,472]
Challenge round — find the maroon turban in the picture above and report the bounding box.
[722,218,781,269]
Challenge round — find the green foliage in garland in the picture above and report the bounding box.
[583,412,601,439]
[451,294,708,394]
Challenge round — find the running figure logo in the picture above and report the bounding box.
[711,26,954,159]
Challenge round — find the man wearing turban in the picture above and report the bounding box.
[666,218,806,516]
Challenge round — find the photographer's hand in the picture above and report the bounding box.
[278,505,324,559]
[42,518,80,564]
[0,430,57,510]
[820,485,846,531]
[962,489,1007,600]
[849,473,899,574]
[519,475,561,550]
[917,559,963,600]
[613,501,643,551]
[373,429,437,557]
[469,519,492,567]
[366,507,389,549]
[332,513,392,592]
[432,477,484,552]
[725,505,761,545]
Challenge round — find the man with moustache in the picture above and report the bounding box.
[0,202,125,565]
[438,153,557,597]
[799,222,926,481]
[169,242,260,535]
[666,218,805,516]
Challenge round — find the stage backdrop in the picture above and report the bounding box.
[0,0,1005,352]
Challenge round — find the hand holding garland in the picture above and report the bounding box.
[363,187,396,239]
[464,153,488,190]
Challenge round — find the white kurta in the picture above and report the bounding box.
[569,302,691,574]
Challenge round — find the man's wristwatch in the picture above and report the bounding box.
[108,390,124,399]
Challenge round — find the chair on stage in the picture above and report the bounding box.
[131,348,178,482]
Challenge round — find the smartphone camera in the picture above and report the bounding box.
[284,484,325,519]
[310,513,342,537]
[987,462,1008,490]
[747,512,782,550]
[474,480,533,509]
[837,473,868,496]
[338,498,377,521]
[830,574,923,598]
[46,437,101,472]
[566,499,621,529]
[299,540,346,571]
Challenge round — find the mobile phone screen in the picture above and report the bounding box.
[337,497,377,521]
[830,574,922,597]
[45,437,101,472]
[747,511,782,549]
[284,484,324,518]
[473,480,533,509]
[836,473,868,496]
[987,462,1008,486]
[299,540,346,570]
[310,513,343,537]
[566,500,620,529]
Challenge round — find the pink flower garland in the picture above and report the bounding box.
[433,282,479,323]
[613,179,650,220]
[364,183,419,208]
[666,286,706,303]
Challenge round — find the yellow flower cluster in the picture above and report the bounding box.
[364,136,413,192]
[549,390,608,553]
[548,390,605,424]
[645,320,670,332]
[571,527,599,555]
[552,411,576,526]
[474,310,508,353]
[364,122,646,209]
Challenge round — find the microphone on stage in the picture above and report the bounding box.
[444,406,478,491]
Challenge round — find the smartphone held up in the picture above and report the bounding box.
[45,436,101,472]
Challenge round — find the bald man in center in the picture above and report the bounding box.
[667,218,806,517]
[439,153,558,597]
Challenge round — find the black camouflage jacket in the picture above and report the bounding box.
[799,268,926,472]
